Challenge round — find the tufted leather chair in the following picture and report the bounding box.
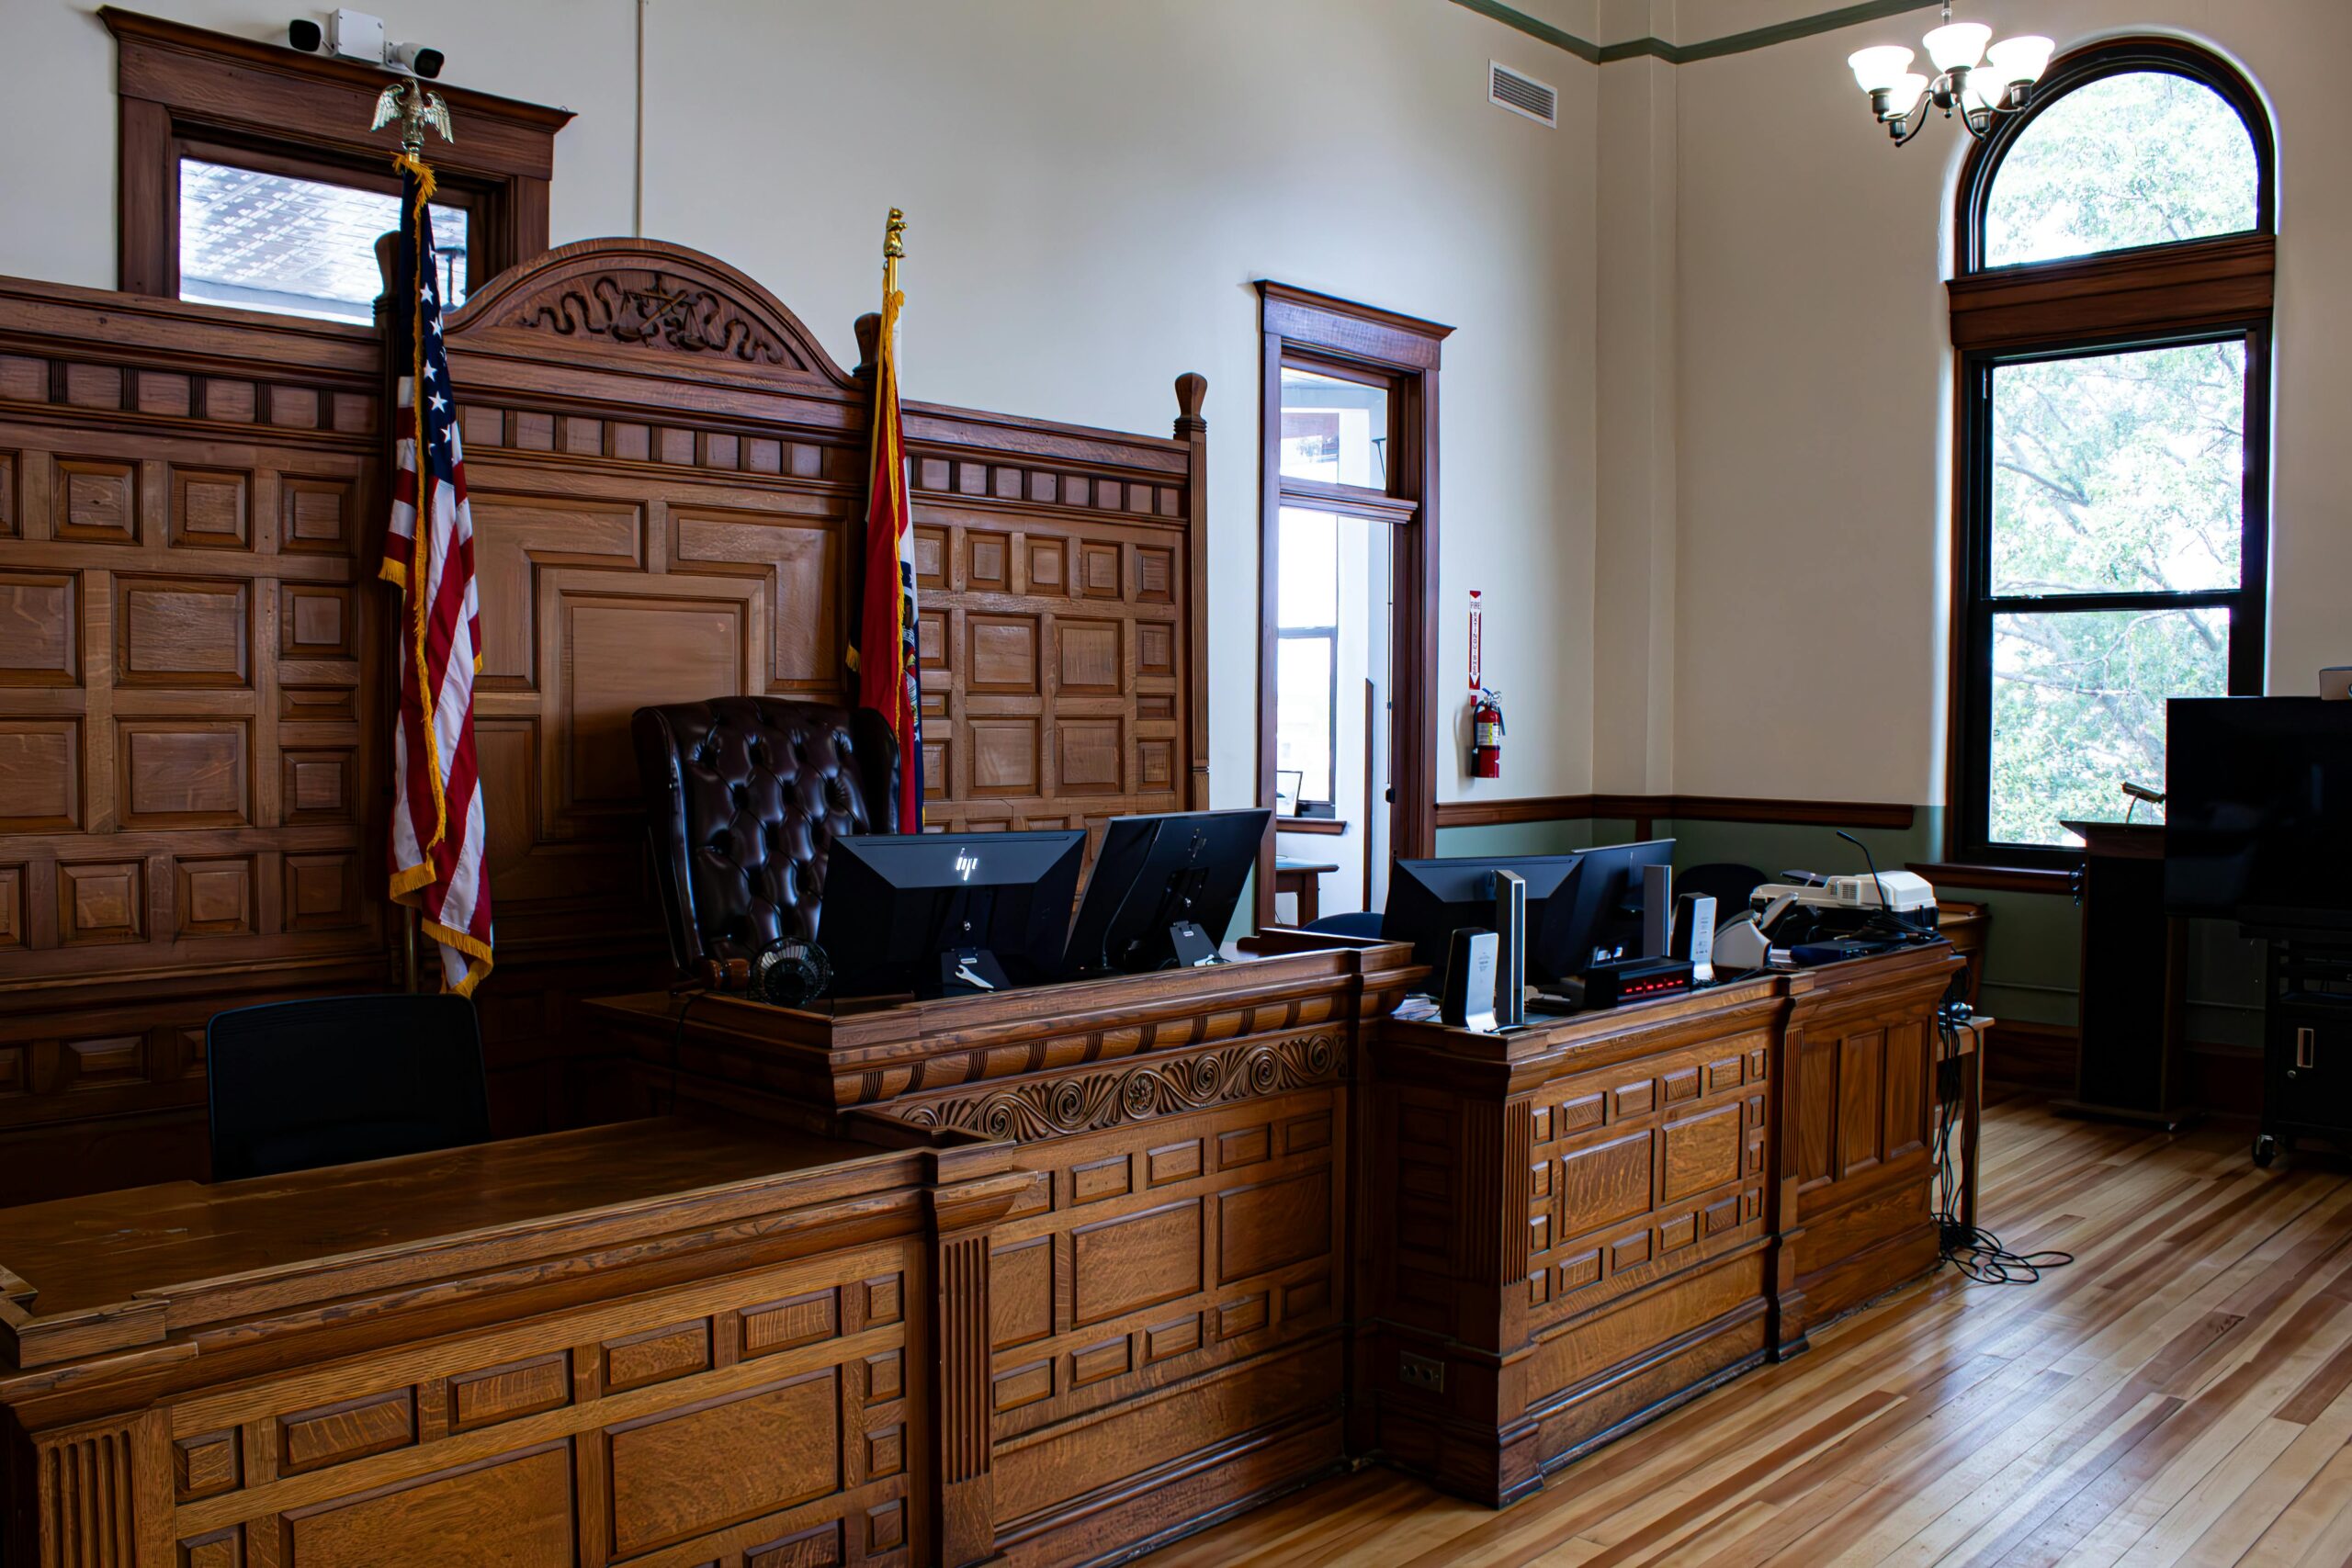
[631,696,900,976]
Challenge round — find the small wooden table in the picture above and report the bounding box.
[1274,856,1340,925]
[1939,1010,1990,1236]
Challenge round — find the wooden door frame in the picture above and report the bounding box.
[1254,282,1451,929]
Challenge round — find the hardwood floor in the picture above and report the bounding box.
[1139,1095,2352,1567]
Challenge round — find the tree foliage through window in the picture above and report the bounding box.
[1984,71,2259,266]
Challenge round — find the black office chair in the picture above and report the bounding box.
[1304,910,1385,939]
[205,994,492,1181]
[1676,863,1770,915]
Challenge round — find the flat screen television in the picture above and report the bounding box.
[2164,696,2352,930]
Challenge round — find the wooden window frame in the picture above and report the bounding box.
[1943,37,2275,872]
[1255,282,1451,927]
[103,6,572,301]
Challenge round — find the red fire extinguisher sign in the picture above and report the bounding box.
[1467,590,1483,691]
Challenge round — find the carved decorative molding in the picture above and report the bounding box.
[897,1032,1343,1143]
[505,273,808,368]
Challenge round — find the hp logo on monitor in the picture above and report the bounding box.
[954,850,979,882]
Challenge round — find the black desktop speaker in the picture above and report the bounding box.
[1642,863,1674,957]
[1439,928,1499,1032]
[1492,869,1527,1030]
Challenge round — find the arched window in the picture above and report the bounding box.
[1946,39,2273,865]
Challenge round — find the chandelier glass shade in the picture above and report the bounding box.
[1848,6,2052,144]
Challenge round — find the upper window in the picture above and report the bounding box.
[180,159,471,322]
[107,10,570,309]
[1949,39,2275,865]
[1983,72,2261,266]
[1279,367,1391,490]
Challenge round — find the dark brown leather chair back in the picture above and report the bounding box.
[632,696,899,975]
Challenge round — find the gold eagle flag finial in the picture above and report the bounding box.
[372,80,456,155]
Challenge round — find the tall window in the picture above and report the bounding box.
[1949,39,2273,865]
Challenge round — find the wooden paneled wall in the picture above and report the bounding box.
[0,239,1208,1200]
[0,285,391,1200]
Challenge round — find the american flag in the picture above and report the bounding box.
[380,155,492,994]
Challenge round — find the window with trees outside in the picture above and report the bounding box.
[1950,39,2273,866]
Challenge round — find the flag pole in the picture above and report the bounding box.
[378,80,449,995]
[883,209,916,829]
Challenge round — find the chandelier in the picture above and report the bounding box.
[1847,5,2053,145]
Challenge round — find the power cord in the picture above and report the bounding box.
[1934,1010,2075,1284]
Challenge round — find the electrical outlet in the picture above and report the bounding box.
[1398,1351,1445,1393]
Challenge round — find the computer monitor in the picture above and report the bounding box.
[1382,854,1586,983]
[1064,808,1271,977]
[820,830,1086,998]
[1545,838,1677,973]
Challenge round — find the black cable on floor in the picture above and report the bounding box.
[1934,1015,2075,1285]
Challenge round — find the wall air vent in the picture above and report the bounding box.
[1488,62,1558,127]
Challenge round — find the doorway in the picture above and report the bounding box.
[1255,283,1451,930]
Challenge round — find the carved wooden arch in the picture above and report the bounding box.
[445,236,857,389]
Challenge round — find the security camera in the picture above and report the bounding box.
[388,40,444,79]
[286,13,442,78]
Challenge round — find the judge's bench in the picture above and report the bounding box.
[0,934,1958,1567]
[0,232,1962,1568]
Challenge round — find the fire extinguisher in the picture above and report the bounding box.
[1466,589,1503,777]
[1472,687,1506,779]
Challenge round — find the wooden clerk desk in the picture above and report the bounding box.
[0,941,1960,1567]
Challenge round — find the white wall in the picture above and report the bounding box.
[0,0,1606,818]
[1665,0,2352,805]
[9,0,2334,827]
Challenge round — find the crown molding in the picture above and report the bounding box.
[1453,0,1942,66]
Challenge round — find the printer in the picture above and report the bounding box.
[1714,869,1939,971]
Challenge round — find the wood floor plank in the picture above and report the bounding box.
[2186,1388,2352,1566]
[1134,1103,2352,1568]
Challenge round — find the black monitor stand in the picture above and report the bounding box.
[1167,919,1221,969]
[938,947,1012,996]
[928,889,1015,998]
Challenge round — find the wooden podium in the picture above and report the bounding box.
[2056,820,2195,1129]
